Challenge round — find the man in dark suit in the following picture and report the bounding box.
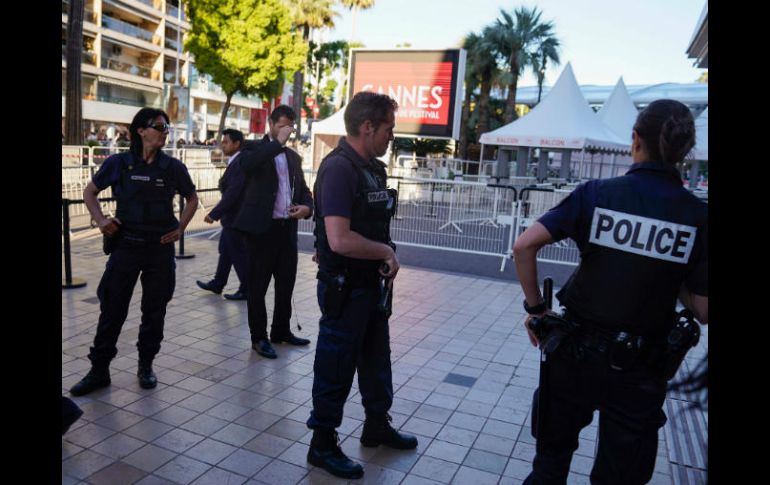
[233,105,314,358]
[196,129,249,300]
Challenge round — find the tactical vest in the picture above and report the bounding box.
[314,146,397,275]
[557,164,707,338]
[114,152,179,234]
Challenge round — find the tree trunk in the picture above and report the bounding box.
[458,80,473,159]
[504,58,520,123]
[218,92,234,142]
[292,25,311,142]
[64,0,85,148]
[476,79,491,143]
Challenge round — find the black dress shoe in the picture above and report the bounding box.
[223,290,247,300]
[307,428,364,479]
[271,334,311,346]
[360,413,418,449]
[70,368,111,397]
[252,339,277,359]
[137,363,157,389]
[196,280,223,295]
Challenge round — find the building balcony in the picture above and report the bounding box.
[101,57,153,79]
[61,45,97,66]
[166,3,185,21]
[102,15,156,44]
[96,93,162,108]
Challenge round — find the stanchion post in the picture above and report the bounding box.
[175,194,195,259]
[62,199,87,289]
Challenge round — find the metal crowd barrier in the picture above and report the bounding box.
[514,187,580,266]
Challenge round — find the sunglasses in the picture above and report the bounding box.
[147,122,170,132]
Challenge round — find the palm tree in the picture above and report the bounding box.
[474,26,503,144]
[340,0,375,41]
[530,36,561,104]
[284,0,338,139]
[458,33,481,160]
[486,6,557,122]
[64,0,85,147]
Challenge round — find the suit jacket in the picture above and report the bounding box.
[232,135,313,239]
[208,153,245,228]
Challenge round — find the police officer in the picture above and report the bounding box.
[306,92,417,480]
[70,108,198,396]
[513,99,708,484]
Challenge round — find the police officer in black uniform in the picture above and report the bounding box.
[513,99,708,484]
[70,108,198,396]
[306,92,418,480]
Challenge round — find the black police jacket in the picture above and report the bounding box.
[542,161,708,338]
[314,145,395,275]
[114,152,178,234]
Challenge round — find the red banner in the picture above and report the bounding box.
[250,108,267,134]
[348,50,465,139]
[353,61,454,126]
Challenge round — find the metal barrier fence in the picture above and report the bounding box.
[514,187,580,266]
[62,166,583,283]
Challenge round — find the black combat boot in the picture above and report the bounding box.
[137,361,157,389]
[360,413,418,449]
[70,366,111,396]
[307,428,364,479]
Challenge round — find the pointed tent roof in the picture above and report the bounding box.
[311,108,347,136]
[692,108,708,160]
[479,63,630,153]
[598,77,637,142]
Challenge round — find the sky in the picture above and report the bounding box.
[318,0,707,87]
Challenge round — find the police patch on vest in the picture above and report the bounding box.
[155,178,165,187]
[130,175,151,182]
[367,190,388,203]
[589,208,696,263]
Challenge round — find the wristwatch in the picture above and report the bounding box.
[523,299,547,315]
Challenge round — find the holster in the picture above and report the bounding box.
[317,270,350,319]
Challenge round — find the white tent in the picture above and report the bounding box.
[479,63,630,153]
[692,108,708,160]
[598,77,637,142]
[310,109,346,170]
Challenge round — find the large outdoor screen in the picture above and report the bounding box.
[348,49,466,139]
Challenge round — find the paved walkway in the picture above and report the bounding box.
[62,232,707,484]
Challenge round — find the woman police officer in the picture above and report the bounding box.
[513,99,708,484]
[70,108,198,396]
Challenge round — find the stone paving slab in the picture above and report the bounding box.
[62,232,708,484]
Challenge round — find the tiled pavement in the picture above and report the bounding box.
[62,231,708,484]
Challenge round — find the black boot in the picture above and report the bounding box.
[360,413,418,449]
[137,361,157,389]
[70,366,111,397]
[307,428,364,479]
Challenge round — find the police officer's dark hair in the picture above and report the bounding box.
[129,107,170,158]
[633,99,696,165]
[344,92,399,136]
[270,105,296,123]
[221,128,244,145]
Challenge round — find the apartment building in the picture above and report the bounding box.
[61,0,267,142]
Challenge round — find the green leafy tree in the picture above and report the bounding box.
[486,6,558,122]
[338,40,365,108]
[307,40,347,108]
[284,0,338,139]
[186,0,306,138]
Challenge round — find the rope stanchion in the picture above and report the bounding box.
[175,194,195,260]
[62,198,87,289]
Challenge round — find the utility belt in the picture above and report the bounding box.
[317,268,390,319]
[530,309,700,380]
[103,229,167,254]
